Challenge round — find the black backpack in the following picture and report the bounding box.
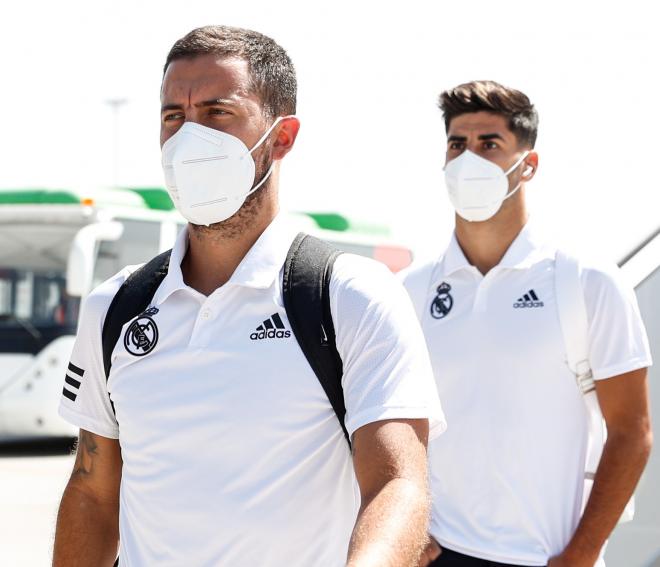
[100,232,350,446]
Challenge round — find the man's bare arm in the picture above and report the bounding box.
[346,418,430,567]
[549,368,652,567]
[53,429,122,567]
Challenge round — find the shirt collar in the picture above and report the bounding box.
[228,213,298,288]
[442,218,554,277]
[497,219,554,269]
[151,226,189,306]
[442,233,472,277]
[152,213,297,306]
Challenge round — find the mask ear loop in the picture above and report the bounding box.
[246,162,276,196]
[503,150,531,176]
[247,115,292,155]
[499,150,531,204]
[243,115,295,196]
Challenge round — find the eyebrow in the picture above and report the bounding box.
[447,133,505,143]
[160,98,235,113]
[478,133,505,141]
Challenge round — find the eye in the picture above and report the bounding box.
[448,141,465,151]
[483,141,499,150]
[208,108,229,116]
[163,112,184,123]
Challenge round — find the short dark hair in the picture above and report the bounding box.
[164,25,297,119]
[438,80,538,148]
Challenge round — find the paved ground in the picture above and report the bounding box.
[0,439,76,567]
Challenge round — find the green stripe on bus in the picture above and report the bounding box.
[0,189,80,205]
[124,187,175,211]
[305,212,390,236]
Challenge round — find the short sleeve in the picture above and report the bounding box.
[582,262,653,381]
[397,258,438,322]
[331,254,446,439]
[57,270,130,439]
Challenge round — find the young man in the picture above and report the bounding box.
[52,26,445,567]
[401,81,653,567]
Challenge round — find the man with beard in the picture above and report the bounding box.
[53,26,444,567]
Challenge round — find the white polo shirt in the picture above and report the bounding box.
[399,221,652,566]
[59,214,445,567]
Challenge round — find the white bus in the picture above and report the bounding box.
[0,187,412,440]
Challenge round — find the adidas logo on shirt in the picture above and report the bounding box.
[513,289,544,308]
[250,313,292,340]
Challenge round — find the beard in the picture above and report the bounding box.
[188,141,274,242]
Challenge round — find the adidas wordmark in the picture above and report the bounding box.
[513,289,544,309]
[250,313,292,340]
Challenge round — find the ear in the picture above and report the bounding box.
[521,151,539,182]
[271,116,301,161]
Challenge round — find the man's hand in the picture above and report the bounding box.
[547,549,596,567]
[417,536,442,566]
[345,418,430,567]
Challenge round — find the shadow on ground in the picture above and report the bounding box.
[0,437,76,457]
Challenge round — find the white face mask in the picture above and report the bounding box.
[161,117,285,226]
[444,150,530,222]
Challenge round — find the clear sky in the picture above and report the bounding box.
[1,0,658,260]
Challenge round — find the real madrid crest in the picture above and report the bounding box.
[430,282,453,320]
[124,306,159,356]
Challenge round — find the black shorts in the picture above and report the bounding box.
[429,546,545,567]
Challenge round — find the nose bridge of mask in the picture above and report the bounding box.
[444,150,483,174]
[165,115,288,160]
[182,120,229,143]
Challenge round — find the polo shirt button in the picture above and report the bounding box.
[201,308,212,320]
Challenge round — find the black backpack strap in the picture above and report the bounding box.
[103,251,171,567]
[283,233,349,446]
[101,249,172,381]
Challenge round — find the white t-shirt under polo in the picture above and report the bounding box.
[59,215,445,567]
[399,222,652,566]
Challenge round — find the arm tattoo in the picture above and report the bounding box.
[72,430,99,477]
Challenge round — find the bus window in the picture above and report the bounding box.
[93,219,162,287]
[0,269,79,353]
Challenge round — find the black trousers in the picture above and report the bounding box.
[429,546,546,567]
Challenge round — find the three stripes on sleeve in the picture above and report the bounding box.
[62,362,84,402]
